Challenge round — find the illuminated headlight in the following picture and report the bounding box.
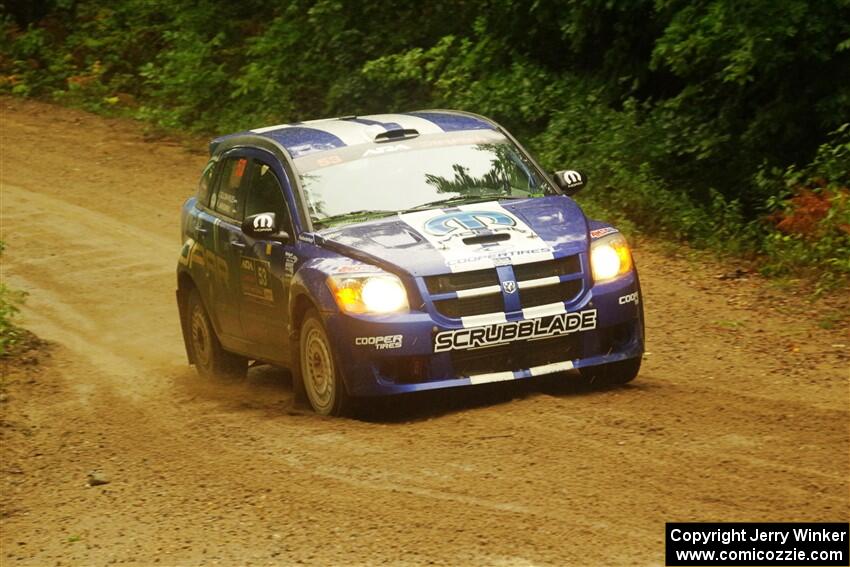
[327,273,409,314]
[590,233,633,282]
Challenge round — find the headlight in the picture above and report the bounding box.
[590,233,633,282]
[327,273,409,314]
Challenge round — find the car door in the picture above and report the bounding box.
[238,153,297,364]
[206,152,253,343]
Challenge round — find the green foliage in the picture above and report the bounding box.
[756,125,850,289]
[0,242,28,356]
[2,0,849,285]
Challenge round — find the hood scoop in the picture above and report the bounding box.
[461,233,511,246]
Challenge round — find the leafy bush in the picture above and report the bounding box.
[2,0,849,286]
[758,125,850,288]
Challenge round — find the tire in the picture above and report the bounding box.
[579,357,641,387]
[187,290,247,379]
[296,309,351,416]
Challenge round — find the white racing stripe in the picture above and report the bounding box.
[468,370,515,385]
[365,114,445,135]
[521,302,567,320]
[455,285,502,298]
[528,360,574,377]
[306,120,383,146]
[518,276,561,289]
[460,312,507,328]
[466,360,574,384]
[250,123,289,134]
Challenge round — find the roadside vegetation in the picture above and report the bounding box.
[2,0,848,289]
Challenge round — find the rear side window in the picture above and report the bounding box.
[210,157,249,220]
[197,159,216,206]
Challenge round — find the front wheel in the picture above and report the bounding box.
[187,290,247,379]
[297,309,352,416]
[579,357,641,386]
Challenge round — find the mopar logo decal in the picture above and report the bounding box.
[424,210,516,236]
[253,214,274,232]
[502,280,517,294]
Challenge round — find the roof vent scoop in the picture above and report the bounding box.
[374,129,419,143]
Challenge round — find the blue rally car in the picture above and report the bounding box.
[176,110,644,415]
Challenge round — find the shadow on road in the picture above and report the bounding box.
[175,363,643,423]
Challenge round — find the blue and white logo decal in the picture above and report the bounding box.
[399,201,554,273]
[424,210,516,236]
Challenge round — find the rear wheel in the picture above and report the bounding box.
[579,357,641,386]
[187,290,247,379]
[297,309,351,416]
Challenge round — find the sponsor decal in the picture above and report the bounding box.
[363,144,410,157]
[434,309,597,353]
[253,213,274,233]
[297,233,315,244]
[559,170,583,188]
[446,246,552,267]
[502,280,517,294]
[235,158,248,178]
[399,202,554,273]
[355,335,403,350]
[424,210,516,237]
[590,226,618,240]
[240,256,274,302]
[618,291,639,305]
[284,251,298,278]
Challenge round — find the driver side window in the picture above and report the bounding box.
[244,161,292,235]
[210,156,249,220]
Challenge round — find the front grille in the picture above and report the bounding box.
[450,333,581,376]
[425,269,498,294]
[513,255,581,281]
[425,254,583,319]
[519,280,582,308]
[433,294,503,318]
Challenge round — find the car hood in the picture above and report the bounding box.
[317,196,589,277]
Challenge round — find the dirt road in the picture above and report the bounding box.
[1,97,848,566]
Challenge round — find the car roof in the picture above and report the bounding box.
[209,110,498,159]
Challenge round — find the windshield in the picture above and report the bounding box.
[296,133,556,228]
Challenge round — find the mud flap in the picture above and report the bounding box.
[176,288,195,364]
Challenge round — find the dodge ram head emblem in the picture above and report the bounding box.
[502,280,517,294]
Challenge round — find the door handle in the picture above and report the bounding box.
[196,226,208,235]
[230,240,246,249]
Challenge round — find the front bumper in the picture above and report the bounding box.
[322,270,644,397]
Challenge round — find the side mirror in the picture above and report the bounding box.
[553,170,587,196]
[242,212,289,242]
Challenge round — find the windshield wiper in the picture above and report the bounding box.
[400,194,525,214]
[314,209,396,228]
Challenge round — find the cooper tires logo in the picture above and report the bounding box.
[618,292,639,305]
[355,335,403,350]
[502,280,517,294]
[424,210,516,237]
